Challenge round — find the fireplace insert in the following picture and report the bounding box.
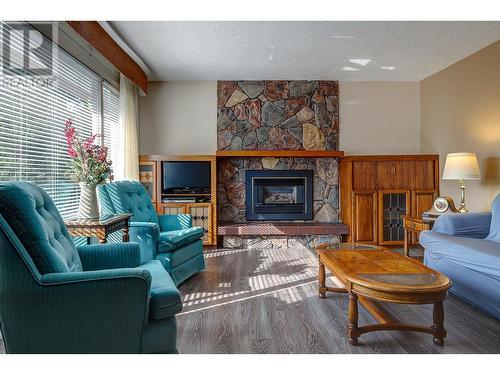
[245,170,313,221]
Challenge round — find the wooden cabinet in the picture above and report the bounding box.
[351,191,377,244]
[340,155,439,246]
[161,202,214,245]
[139,155,218,246]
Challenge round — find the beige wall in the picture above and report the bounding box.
[139,80,421,155]
[340,82,421,154]
[138,81,217,155]
[421,41,500,212]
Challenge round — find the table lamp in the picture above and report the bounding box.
[442,152,481,213]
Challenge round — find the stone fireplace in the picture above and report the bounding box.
[216,80,346,248]
[245,169,313,221]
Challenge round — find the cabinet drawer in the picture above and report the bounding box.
[404,219,424,231]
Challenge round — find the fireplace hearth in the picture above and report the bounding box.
[245,170,313,221]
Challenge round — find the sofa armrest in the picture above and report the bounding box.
[77,242,141,271]
[128,222,160,262]
[433,212,492,238]
[14,269,152,353]
[158,214,192,231]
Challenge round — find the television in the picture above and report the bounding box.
[162,161,211,194]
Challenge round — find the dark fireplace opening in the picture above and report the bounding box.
[245,170,313,221]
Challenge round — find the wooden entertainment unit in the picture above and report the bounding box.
[138,153,438,249]
[340,155,439,246]
[139,155,217,246]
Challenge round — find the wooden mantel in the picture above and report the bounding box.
[215,150,344,158]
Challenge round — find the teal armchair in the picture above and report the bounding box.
[98,181,205,285]
[0,182,181,353]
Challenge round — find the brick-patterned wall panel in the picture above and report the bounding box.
[217,80,339,151]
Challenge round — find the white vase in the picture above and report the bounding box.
[78,182,99,220]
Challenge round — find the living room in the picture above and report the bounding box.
[1,0,500,372]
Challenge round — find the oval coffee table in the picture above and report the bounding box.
[317,243,452,345]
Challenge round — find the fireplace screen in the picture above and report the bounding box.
[245,170,313,221]
[262,186,297,204]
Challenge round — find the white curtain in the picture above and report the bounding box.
[116,73,139,181]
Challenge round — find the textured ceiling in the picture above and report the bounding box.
[109,21,500,81]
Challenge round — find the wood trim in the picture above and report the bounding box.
[66,21,148,94]
[341,154,439,162]
[434,158,440,193]
[210,158,217,246]
[216,150,344,158]
[140,154,216,162]
[339,159,353,241]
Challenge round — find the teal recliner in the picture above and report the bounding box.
[97,181,205,286]
[0,182,181,353]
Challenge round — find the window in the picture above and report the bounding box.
[102,81,120,174]
[0,22,120,219]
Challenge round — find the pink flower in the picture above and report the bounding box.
[63,119,112,184]
[67,147,77,157]
[83,134,100,151]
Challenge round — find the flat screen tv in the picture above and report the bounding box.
[162,161,211,194]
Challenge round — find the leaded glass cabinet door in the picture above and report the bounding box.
[162,204,186,215]
[186,203,213,245]
[139,161,156,203]
[378,190,410,245]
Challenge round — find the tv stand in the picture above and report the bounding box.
[139,155,217,246]
[168,187,210,195]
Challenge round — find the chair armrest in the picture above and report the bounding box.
[16,269,152,353]
[433,212,492,238]
[158,214,192,231]
[77,242,141,271]
[41,268,151,284]
[128,222,160,262]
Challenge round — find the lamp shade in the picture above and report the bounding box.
[442,152,481,180]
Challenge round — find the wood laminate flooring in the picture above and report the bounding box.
[1,246,499,354]
[175,246,500,354]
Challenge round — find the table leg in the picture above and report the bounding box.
[318,260,326,298]
[404,229,410,257]
[123,227,130,242]
[348,292,360,345]
[432,300,446,345]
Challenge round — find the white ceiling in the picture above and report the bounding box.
[109,21,500,81]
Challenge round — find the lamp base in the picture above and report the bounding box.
[458,180,468,214]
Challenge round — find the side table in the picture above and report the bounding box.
[65,213,132,244]
[402,215,435,257]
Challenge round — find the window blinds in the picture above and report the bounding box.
[0,22,119,219]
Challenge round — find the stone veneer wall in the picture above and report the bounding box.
[217,81,339,151]
[217,81,341,248]
[218,157,339,224]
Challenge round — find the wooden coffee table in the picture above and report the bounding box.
[317,243,451,345]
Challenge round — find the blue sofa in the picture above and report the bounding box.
[0,181,182,353]
[98,181,205,286]
[420,194,500,319]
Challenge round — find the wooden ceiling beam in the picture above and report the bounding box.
[67,21,148,94]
